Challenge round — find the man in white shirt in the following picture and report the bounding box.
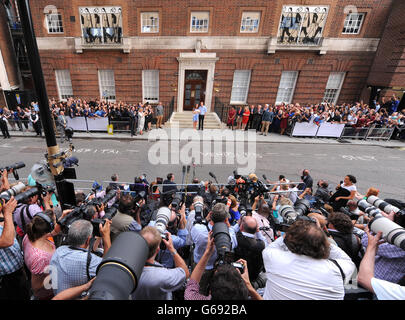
[262,219,356,300]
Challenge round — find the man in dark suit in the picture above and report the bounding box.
[162,173,178,194]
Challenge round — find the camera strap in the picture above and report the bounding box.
[69,242,93,282]
[329,259,345,283]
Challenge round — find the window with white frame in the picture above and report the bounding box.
[142,70,159,103]
[46,13,64,33]
[342,13,365,34]
[55,70,73,100]
[190,11,209,33]
[230,70,251,104]
[323,72,345,104]
[98,70,116,101]
[141,12,159,33]
[240,12,260,33]
[275,71,298,105]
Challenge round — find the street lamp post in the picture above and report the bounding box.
[16,0,76,208]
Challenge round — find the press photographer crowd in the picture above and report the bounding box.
[0,161,404,300]
[0,95,404,140]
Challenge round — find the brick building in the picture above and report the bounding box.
[1,0,404,113]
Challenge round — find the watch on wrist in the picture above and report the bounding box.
[170,250,177,256]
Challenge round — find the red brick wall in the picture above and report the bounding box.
[367,0,405,94]
[31,0,393,39]
[39,48,375,109]
[31,0,394,109]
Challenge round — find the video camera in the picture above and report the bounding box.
[58,189,117,235]
[0,162,25,180]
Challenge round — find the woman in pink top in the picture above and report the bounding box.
[23,210,56,300]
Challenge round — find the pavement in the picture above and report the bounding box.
[6,127,405,148]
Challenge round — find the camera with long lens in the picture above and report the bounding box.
[368,215,405,250]
[88,231,149,300]
[357,199,381,218]
[133,191,146,209]
[294,199,311,216]
[212,222,244,274]
[1,183,55,203]
[366,196,405,216]
[154,206,172,247]
[0,162,25,180]
[0,182,26,201]
[170,193,184,212]
[193,200,207,225]
[239,198,252,218]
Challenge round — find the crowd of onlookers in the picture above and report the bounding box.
[1,96,404,140]
[0,167,404,300]
[226,96,405,140]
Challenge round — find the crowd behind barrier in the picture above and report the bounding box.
[1,96,404,141]
[220,96,405,141]
[0,166,404,301]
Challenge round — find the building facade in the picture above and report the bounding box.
[3,0,403,112]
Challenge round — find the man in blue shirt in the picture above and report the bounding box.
[191,203,238,270]
[50,219,111,295]
[198,101,207,130]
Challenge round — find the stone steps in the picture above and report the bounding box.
[164,112,224,129]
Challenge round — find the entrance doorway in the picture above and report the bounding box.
[183,70,207,111]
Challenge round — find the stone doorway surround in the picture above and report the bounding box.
[176,52,219,113]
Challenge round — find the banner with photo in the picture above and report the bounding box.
[277,5,329,45]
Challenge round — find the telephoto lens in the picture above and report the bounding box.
[279,205,298,224]
[367,196,404,215]
[14,187,41,203]
[212,222,232,258]
[0,182,26,201]
[88,232,149,300]
[368,216,405,250]
[294,199,311,216]
[0,162,25,172]
[357,199,381,218]
[155,207,172,238]
[194,201,204,224]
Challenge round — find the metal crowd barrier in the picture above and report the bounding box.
[340,126,395,141]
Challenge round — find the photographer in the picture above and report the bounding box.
[252,195,274,244]
[358,228,405,300]
[110,193,143,241]
[162,173,177,194]
[313,180,331,204]
[0,169,10,193]
[327,212,363,268]
[360,211,405,284]
[13,188,53,237]
[234,216,268,288]
[262,219,356,300]
[148,203,188,268]
[0,196,30,300]
[132,226,189,300]
[50,219,111,295]
[329,175,357,211]
[185,233,262,300]
[191,203,238,270]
